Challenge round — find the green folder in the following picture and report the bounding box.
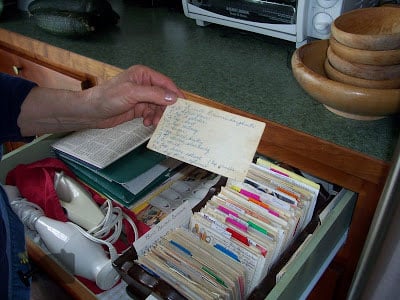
[95,144,166,182]
[57,144,174,207]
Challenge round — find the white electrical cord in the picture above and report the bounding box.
[70,198,139,261]
[53,171,139,245]
[68,221,120,261]
[87,198,139,244]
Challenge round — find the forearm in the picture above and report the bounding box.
[17,87,93,136]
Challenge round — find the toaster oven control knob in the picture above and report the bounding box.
[312,12,333,35]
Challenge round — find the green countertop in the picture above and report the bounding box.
[0,1,398,162]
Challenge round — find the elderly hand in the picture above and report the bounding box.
[18,65,184,136]
[83,65,185,128]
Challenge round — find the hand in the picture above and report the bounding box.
[18,65,185,136]
[84,65,185,127]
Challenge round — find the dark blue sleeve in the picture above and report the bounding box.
[0,73,37,144]
[0,187,9,299]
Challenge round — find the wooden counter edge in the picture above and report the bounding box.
[0,28,121,84]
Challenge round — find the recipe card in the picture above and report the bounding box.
[147,98,265,181]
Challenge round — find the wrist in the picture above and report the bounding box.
[18,87,94,136]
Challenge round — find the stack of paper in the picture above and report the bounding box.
[52,119,182,206]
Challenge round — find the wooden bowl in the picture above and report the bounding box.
[326,46,400,80]
[331,6,400,51]
[324,58,400,89]
[329,37,400,66]
[291,39,400,120]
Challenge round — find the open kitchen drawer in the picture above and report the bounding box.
[0,133,357,299]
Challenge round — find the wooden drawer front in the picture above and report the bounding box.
[0,48,90,91]
[0,135,357,300]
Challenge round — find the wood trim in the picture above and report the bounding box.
[309,261,344,300]
[0,46,93,92]
[333,182,384,299]
[0,28,121,84]
[26,239,97,300]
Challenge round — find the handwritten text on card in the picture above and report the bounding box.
[147,98,265,181]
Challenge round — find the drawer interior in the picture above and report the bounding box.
[0,134,357,299]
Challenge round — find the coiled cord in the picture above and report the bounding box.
[87,198,139,244]
[68,199,138,261]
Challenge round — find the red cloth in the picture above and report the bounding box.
[6,157,150,293]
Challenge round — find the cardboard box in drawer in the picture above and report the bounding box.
[0,134,356,300]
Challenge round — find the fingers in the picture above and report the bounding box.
[139,100,168,126]
[89,65,183,129]
[141,103,156,126]
[126,65,185,99]
[125,83,179,106]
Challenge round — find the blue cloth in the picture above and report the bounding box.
[0,72,37,144]
[0,73,37,300]
[0,185,31,300]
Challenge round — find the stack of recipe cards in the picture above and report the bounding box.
[129,99,320,298]
[137,227,247,300]
[132,98,265,254]
[134,157,320,298]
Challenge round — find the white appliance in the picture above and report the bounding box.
[182,0,380,47]
[6,190,120,291]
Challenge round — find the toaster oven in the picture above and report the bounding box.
[182,0,380,47]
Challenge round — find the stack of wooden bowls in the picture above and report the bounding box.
[326,6,400,90]
[291,6,400,120]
